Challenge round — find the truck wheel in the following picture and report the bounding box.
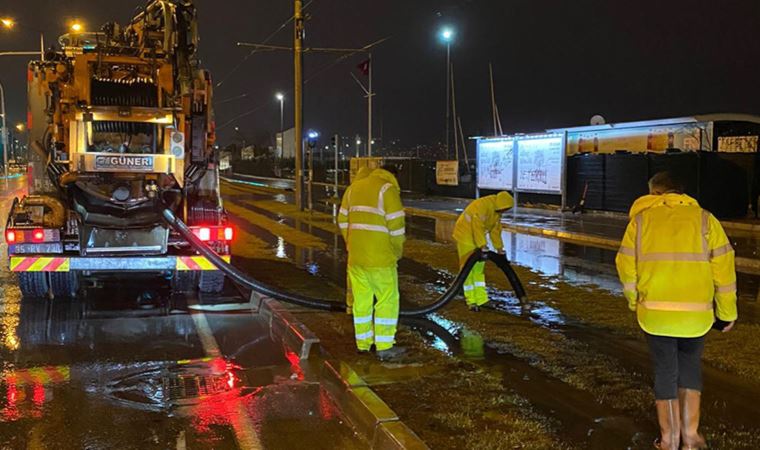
[171,271,199,294]
[18,273,50,299]
[199,271,225,294]
[50,272,80,298]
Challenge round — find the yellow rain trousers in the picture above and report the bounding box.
[615,194,738,338]
[452,192,514,306]
[348,266,400,351]
[338,169,405,351]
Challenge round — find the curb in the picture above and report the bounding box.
[405,207,760,274]
[258,294,429,449]
[322,360,429,450]
[259,295,321,360]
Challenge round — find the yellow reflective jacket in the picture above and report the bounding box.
[615,194,738,338]
[338,169,405,267]
[452,192,514,249]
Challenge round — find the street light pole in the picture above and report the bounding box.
[440,27,454,160]
[445,40,451,160]
[367,53,373,157]
[294,0,305,211]
[279,96,284,131]
[0,81,9,189]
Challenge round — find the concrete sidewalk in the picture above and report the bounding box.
[404,197,760,273]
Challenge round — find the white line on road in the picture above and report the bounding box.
[189,305,263,450]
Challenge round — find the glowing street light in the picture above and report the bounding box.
[440,28,454,43]
[15,123,24,132]
[0,18,46,61]
[275,92,285,131]
[70,22,83,33]
[439,26,455,159]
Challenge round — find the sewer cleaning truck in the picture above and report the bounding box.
[5,0,231,298]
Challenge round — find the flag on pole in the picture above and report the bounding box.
[357,59,371,76]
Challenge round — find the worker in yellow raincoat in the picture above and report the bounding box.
[452,191,514,311]
[616,172,737,450]
[338,166,406,361]
[343,166,373,315]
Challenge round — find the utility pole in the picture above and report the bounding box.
[333,134,340,205]
[0,81,8,189]
[367,53,373,157]
[294,0,305,210]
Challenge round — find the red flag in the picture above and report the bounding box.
[357,59,371,76]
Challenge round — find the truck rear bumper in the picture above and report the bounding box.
[9,255,230,272]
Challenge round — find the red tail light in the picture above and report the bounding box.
[32,229,44,242]
[224,227,234,241]
[5,230,16,244]
[198,227,211,242]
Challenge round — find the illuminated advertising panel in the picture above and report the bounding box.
[515,135,564,193]
[477,138,514,190]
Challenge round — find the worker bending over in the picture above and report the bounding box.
[452,191,514,311]
[616,172,737,450]
[338,166,406,361]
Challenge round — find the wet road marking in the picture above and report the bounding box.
[189,308,263,449]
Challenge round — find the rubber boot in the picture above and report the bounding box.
[679,389,707,450]
[654,399,681,450]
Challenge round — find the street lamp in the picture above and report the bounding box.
[1,17,46,60]
[15,123,24,133]
[275,92,285,131]
[70,21,83,33]
[439,26,455,159]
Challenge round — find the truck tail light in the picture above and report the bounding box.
[32,229,45,243]
[224,227,234,241]
[5,230,16,244]
[199,227,211,242]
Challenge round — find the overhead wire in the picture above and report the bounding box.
[214,0,314,90]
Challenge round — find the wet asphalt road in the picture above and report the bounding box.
[0,176,363,449]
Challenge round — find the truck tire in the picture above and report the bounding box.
[199,271,225,294]
[171,271,199,294]
[18,273,49,299]
[50,272,80,298]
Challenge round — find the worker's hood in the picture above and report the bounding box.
[354,167,372,183]
[495,191,514,210]
[370,169,400,189]
[629,193,699,218]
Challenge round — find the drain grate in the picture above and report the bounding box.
[162,373,234,400]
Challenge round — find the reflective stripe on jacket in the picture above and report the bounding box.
[452,193,514,249]
[615,193,738,338]
[337,169,405,267]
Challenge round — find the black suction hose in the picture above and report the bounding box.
[163,208,345,312]
[162,208,527,317]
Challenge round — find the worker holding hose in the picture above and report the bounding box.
[452,191,514,311]
[338,166,406,361]
[616,172,737,450]
[343,166,373,315]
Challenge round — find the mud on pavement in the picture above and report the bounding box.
[222,180,760,449]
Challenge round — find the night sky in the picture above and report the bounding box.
[1,0,760,148]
